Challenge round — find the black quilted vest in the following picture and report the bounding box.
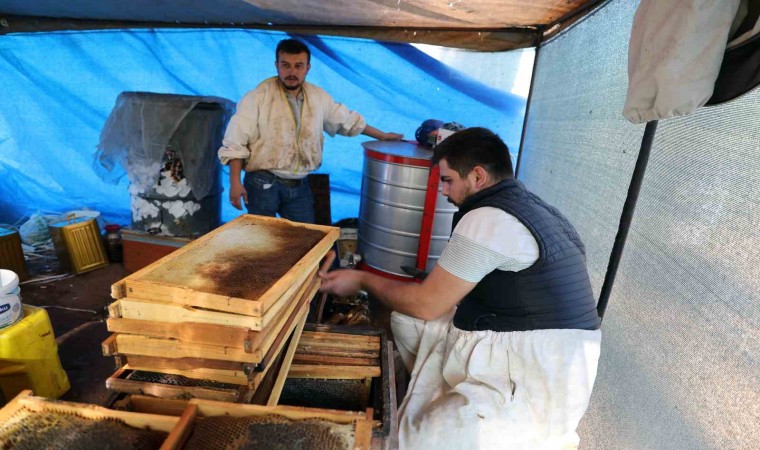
[451,179,601,332]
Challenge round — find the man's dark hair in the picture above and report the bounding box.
[432,127,514,181]
[276,39,311,63]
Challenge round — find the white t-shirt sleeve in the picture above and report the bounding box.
[437,207,539,283]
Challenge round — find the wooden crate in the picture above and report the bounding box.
[104,274,319,364]
[3,390,375,450]
[283,325,397,442]
[111,214,339,317]
[106,297,312,404]
[118,395,376,450]
[0,390,181,449]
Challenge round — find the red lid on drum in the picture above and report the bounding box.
[362,141,433,167]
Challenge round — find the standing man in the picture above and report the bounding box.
[319,127,602,449]
[218,38,403,223]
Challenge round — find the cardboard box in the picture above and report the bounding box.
[121,229,192,273]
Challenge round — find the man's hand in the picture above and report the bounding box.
[229,180,248,210]
[319,269,364,297]
[381,132,404,141]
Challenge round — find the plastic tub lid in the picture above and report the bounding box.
[0,269,19,296]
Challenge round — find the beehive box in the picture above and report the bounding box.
[103,215,338,403]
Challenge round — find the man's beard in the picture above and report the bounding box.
[446,197,460,207]
[280,78,302,90]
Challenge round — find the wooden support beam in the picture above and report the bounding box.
[266,311,308,406]
[159,404,196,450]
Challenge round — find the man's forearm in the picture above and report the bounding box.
[362,125,402,141]
[229,159,244,183]
[358,272,433,319]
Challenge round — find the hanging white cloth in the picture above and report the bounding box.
[623,0,742,123]
[391,311,602,450]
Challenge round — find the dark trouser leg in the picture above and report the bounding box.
[279,181,315,224]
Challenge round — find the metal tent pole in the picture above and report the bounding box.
[514,44,541,179]
[597,120,659,320]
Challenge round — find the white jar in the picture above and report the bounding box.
[0,269,22,329]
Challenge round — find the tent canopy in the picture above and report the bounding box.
[0,0,605,50]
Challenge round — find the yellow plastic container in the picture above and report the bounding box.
[0,305,70,405]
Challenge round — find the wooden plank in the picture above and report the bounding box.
[287,365,382,379]
[247,329,292,404]
[101,334,117,356]
[354,409,375,450]
[300,334,381,349]
[259,285,313,369]
[121,354,252,374]
[0,389,33,424]
[260,265,318,329]
[246,270,319,353]
[292,353,380,367]
[126,395,189,417]
[295,345,380,359]
[189,397,368,423]
[123,279,264,316]
[266,310,308,406]
[159,403,196,450]
[303,323,384,337]
[246,298,311,403]
[110,333,259,363]
[107,318,251,348]
[118,215,338,317]
[112,298,263,329]
[301,331,382,345]
[384,340,398,447]
[17,394,179,432]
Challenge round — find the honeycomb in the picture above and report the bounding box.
[279,378,367,411]
[0,407,167,450]
[183,415,355,450]
[139,221,326,300]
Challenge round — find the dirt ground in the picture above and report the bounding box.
[19,255,128,406]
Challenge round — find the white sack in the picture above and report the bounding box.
[623,0,741,123]
[392,312,602,450]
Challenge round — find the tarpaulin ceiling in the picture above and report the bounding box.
[0,29,527,226]
[0,0,605,50]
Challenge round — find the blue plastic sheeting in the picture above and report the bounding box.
[0,29,525,226]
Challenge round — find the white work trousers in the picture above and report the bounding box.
[391,311,602,450]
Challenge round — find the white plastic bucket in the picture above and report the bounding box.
[0,269,22,329]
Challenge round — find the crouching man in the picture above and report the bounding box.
[319,127,602,450]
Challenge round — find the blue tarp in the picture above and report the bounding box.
[0,28,525,226]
